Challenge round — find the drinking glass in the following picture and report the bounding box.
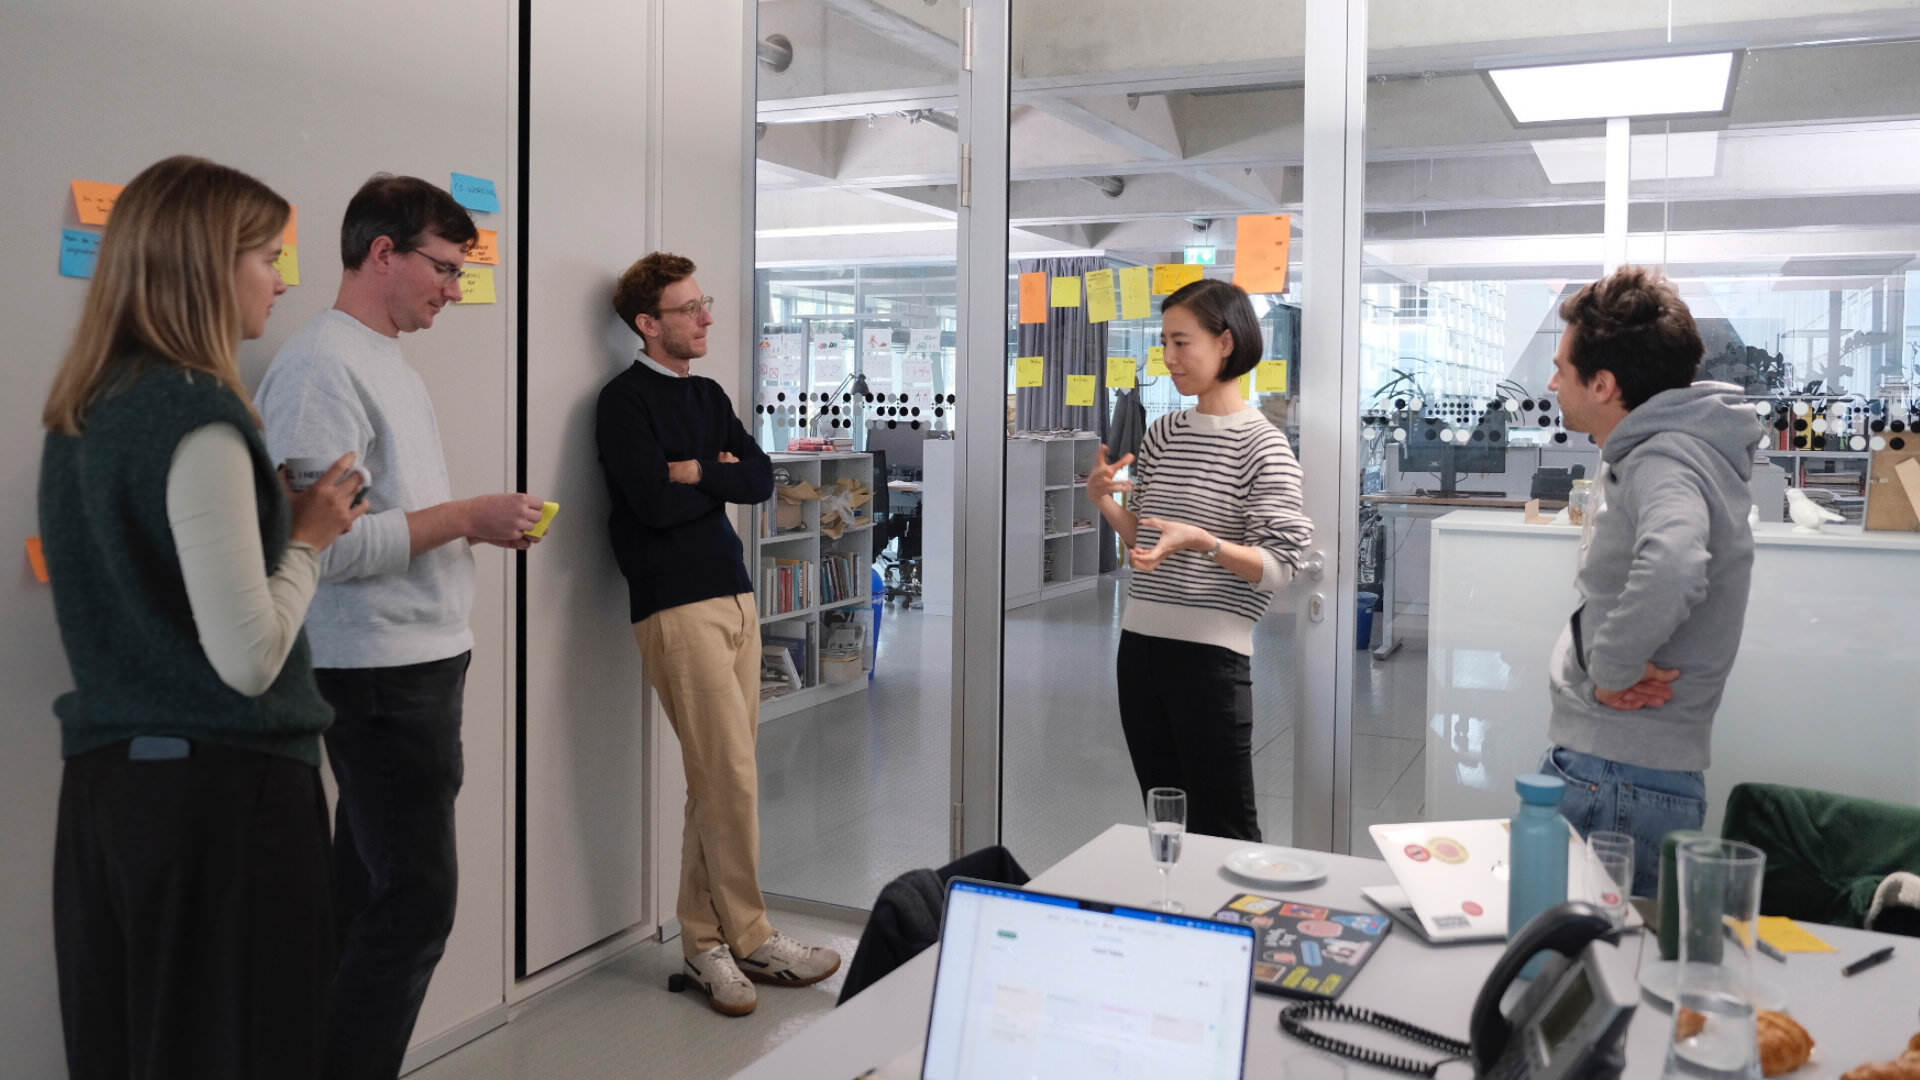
[1588,830,1635,928]
[1665,838,1766,1079]
[1145,787,1186,913]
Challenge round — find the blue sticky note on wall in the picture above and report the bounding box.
[450,173,500,214]
[60,229,101,279]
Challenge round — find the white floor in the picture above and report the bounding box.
[414,573,1428,1079]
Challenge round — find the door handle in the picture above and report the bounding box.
[1304,551,1326,582]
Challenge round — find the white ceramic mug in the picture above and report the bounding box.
[284,455,373,503]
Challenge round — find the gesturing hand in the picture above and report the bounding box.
[468,493,545,540]
[285,453,369,551]
[1130,517,1213,572]
[1087,445,1134,503]
[1595,664,1680,711]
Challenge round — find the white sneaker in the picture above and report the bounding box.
[735,930,842,987]
[684,944,757,1016]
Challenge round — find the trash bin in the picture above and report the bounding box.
[870,568,885,680]
[1355,593,1378,650]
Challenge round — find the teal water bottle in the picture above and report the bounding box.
[1508,773,1569,977]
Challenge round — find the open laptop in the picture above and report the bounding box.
[921,879,1256,1080]
[1363,818,1643,943]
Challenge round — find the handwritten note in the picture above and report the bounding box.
[26,538,49,584]
[274,243,301,286]
[450,172,501,213]
[1119,266,1151,319]
[1084,268,1116,324]
[1107,355,1136,389]
[60,229,101,278]
[1147,346,1168,376]
[1018,272,1047,324]
[1232,214,1292,294]
[456,266,496,304]
[467,228,499,265]
[1153,263,1204,295]
[1257,359,1290,393]
[1016,355,1045,388]
[71,180,123,226]
[1065,374,1096,407]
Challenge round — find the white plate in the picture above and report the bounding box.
[1222,846,1329,886]
[1636,959,1787,1011]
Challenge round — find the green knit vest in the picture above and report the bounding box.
[39,362,331,765]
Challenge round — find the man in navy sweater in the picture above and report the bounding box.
[596,252,840,1016]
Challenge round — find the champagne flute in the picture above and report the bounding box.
[1146,787,1186,913]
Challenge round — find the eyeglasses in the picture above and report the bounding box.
[405,248,465,284]
[658,296,716,319]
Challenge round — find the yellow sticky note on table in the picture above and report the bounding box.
[1756,916,1837,953]
[1051,275,1081,307]
[468,228,499,266]
[1018,272,1047,324]
[1147,346,1168,377]
[1257,359,1289,393]
[457,266,496,304]
[274,243,301,286]
[1084,268,1116,323]
[1065,373,1096,407]
[1153,263,1203,295]
[1016,355,1045,388]
[71,180,123,226]
[1107,355,1136,389]
[1119,265,1151,319]
[525,501,561,538]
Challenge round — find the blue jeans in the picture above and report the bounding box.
[1541,745,1705,899]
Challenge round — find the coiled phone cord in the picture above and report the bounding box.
[1278,1001,1472,1077]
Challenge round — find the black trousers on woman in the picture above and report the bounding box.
[54,739,333,1080]
[1116,630,1262,842]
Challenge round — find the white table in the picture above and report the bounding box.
[735,825,1920,1079]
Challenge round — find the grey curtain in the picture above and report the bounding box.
[1015,256,1110,436]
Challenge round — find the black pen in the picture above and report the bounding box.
[1841,946,1894,976]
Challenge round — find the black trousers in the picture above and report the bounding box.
[1116,630,1261,842]
[54,739,332,1080]
[314,652,468,1080]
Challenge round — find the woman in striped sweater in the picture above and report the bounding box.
[1088,279,1313,841]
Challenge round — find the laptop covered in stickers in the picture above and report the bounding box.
[1206,893,1392,1001]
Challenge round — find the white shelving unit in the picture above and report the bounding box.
[1007,432,1104,608]
[751,452,874,721]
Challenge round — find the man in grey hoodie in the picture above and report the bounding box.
[1541,266,1764,896]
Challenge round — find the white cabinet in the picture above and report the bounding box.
[1007,433,1105,608]
[750,453,875,721]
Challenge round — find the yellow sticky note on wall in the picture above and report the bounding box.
[71,180,123,226]
[457,266,496,304]
[1153,263,1203,295]
[1147,346,1169,377]
[1257,359,1289,393]
[1240,374,1253,400]
[1065,374,1096,407]
[1016,355,1045,388]
[1084,268,1116,323]
[1119,265,1151,319]
[1051,275,1081,307]
[468,228,500,266]
[274,243,301,286]
[1107,355,1136,389]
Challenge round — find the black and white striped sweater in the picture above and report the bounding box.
[1122,407,1313,656]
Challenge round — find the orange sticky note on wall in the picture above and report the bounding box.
[1018,272,1048,324]
[71,180,123,226]
[283,204,299,246]
[26,537,49,584]
[1232,214,1292,294]
[468,228,499,265]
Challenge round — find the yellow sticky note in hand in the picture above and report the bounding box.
[457,266,496,304]
[1756,916,1837,953]
[525,501,561,538]
[1016,355,1045,388]
[1107,355,1136,389]
[1147,346,1169,377]
[1065,374,1096,407]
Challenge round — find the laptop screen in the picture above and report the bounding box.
[921,880,1256,1080]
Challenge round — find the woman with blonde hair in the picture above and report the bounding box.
[39,155,364,1079]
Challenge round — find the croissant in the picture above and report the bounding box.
[1842,1049,1920,1080]
[1756,1010,1814,1077]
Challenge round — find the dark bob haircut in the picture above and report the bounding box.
[1558,266,1703,409]
[340,174,478,271]
[1162,278,1264,381]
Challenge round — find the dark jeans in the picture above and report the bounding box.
[314,652,469,1080]
[54,739,332,1080]
[1116,630,1261,842]
[1542,744,1706,899]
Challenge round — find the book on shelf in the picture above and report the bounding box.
[759,556,813,614]
[819,552,861,605]
[760,635,806,699]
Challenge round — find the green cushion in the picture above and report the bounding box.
[1720,783,1920,928]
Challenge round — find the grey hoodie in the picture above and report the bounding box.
[1547,381,1763,771]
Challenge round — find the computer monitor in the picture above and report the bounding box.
[1396,406,1509,498]
[864,422,929,474]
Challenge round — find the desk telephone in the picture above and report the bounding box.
[1278,901,1637,1078]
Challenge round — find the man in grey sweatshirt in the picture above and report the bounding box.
[1540,266,1764,896]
